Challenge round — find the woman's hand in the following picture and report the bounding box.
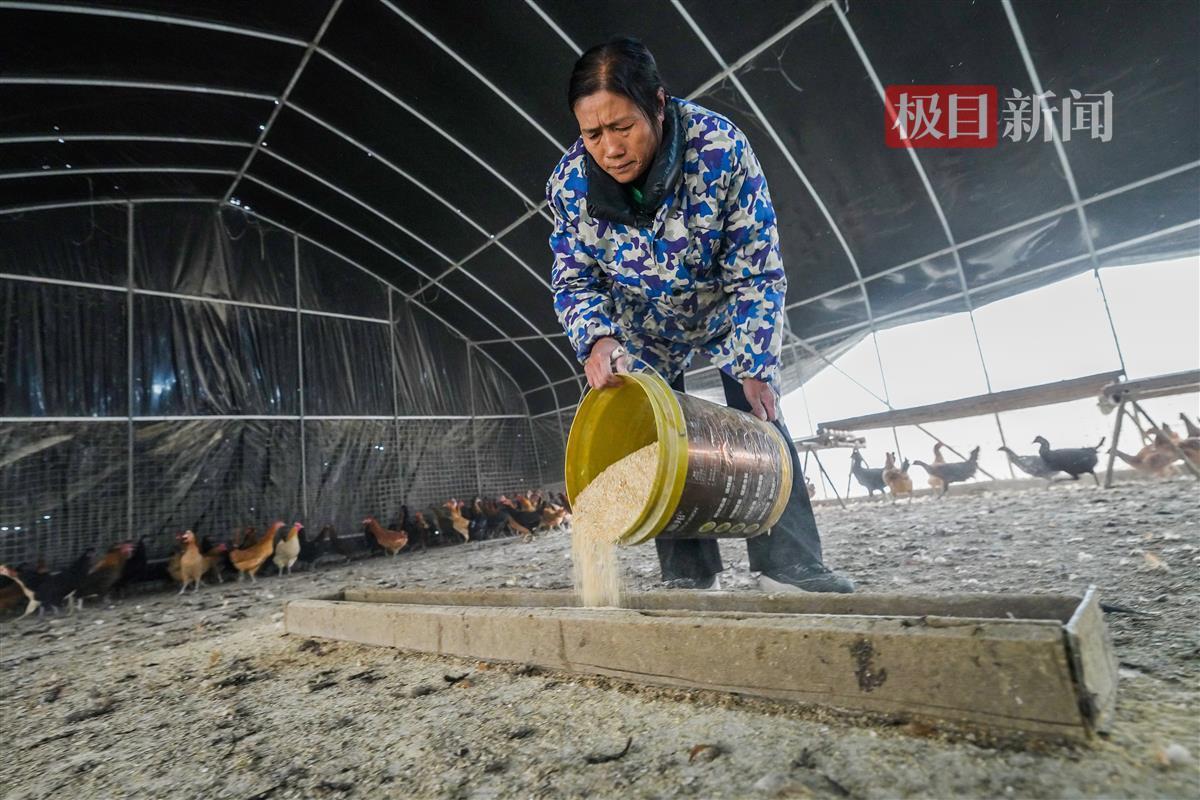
[743,378,778,422]
[584,337,630,389]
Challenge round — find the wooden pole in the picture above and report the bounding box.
[1103,400,1125,489]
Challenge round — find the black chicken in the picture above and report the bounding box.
[398,506,426,551]
[116,537,149,594]
[913,447,981,497]
[32,548,95,615]
[849,451,887,497]
[998,446,1061,480]
[1032,436,1104,484]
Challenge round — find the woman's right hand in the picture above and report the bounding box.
[584,337,630,389]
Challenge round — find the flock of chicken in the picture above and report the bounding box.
[0,492,571,619]
[848,411,1200,500]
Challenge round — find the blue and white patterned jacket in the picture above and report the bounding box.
[547,97,786,386]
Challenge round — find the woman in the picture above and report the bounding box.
[547,38,852,593]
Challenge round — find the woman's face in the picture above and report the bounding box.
[573,89,664,184]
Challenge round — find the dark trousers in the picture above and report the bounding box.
[654,371,825,582]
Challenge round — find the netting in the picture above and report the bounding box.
[0,202,557,568]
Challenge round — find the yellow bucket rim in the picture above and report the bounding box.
[564,372,689,546]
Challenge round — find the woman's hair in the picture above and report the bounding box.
[567,37,666,123]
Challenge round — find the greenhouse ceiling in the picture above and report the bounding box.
[1,0,1197,410]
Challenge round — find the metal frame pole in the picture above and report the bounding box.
[126,201,135,536]
[467,343,483,497]
[295,234,308,520]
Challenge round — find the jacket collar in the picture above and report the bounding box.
[584,99,684,227]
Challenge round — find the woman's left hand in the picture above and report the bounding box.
[743,378,778,422]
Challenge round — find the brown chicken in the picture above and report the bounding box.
[362,517,408,556]
[231,521,281,581]
[74,541,136,609]
[539,501,570,531]
[175,531,206,593]
[1111,433,1180,478]
[444,501,471,542]
[882,452,913,501]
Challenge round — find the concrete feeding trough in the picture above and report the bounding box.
[284,587,1117,741]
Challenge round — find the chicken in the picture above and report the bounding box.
[444,501,471,542]
[272,522,304,575]
[881,452,912,501]
[998,446,1061,480]
[539,500,570,531]
[231,521,281,581]
[1110,441,1179,478]
[497,497,543,542]
[363,517,408,556]
[233,526,258,549]
[805,477,817,499]
[116,537,148,595]
[1178,437,1200,467]
[1158,423,1183,444]
[74,541,136,609]
[849,451,887,497]
[431,505,460,546]
[913,446,981,497]
[413,512,435,548]
[0,549,93,617]
[203,542,229,583]
[1033,436,1105,484]
[1180,413,1200,439]
[926,443,947,492]
[0,567,28,613]
[0,565,38,617]
[477,499,510,539]
[174,531,206,593]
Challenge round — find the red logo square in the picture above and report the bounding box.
[885,85,998,148]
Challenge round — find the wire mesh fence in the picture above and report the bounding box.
[0,201,559,568]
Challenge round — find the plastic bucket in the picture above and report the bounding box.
[564,371,793,545]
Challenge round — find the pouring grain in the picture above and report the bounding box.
[571,443,659,607]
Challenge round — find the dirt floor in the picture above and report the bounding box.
[2,477,1198,799]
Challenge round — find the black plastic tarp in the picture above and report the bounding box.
[1,0,1194,404]
[0,201,536,567]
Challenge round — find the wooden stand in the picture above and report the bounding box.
[1101,371,1200,488]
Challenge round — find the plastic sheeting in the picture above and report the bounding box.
[2,280,128,417]
[0,204,129,286]
[1,203,546,569]
[135,295,299,416]
[135,203,296,306]
[302,314,392,417]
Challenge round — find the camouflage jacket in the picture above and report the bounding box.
[547,97,786,386]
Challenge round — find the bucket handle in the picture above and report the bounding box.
[575,345,659,404]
